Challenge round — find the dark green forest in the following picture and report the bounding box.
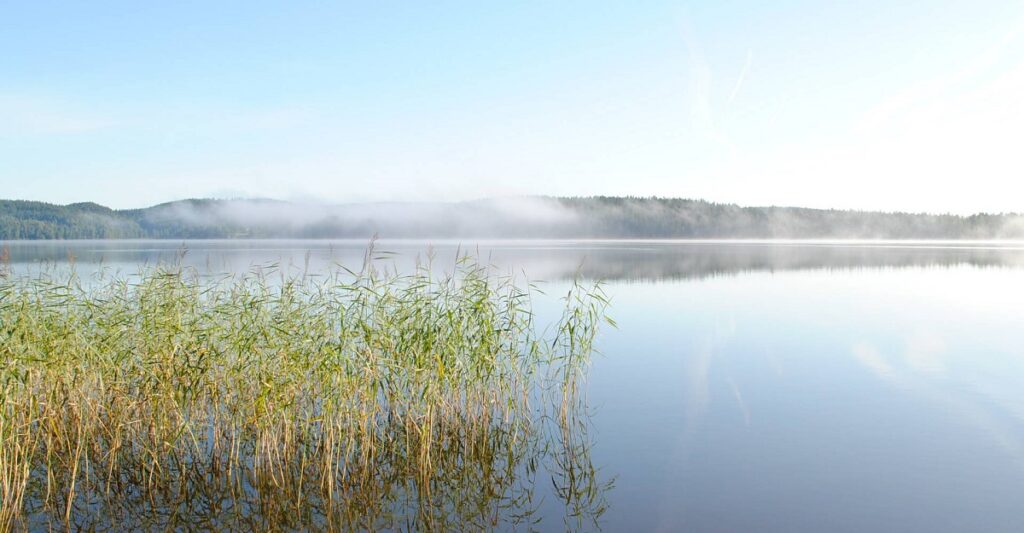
[1,197,1021,240]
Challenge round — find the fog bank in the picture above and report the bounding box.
[2,196,1023,240]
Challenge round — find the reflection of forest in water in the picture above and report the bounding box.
[553,243,1024,282]
[5,240,1024,281]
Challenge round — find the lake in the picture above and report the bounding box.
[4,239,1024,531]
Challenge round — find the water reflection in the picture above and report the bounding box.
[4,239,1024,280]
[850,334,1024,472]
[588,267,1024,531]
[19,398,610,531]
[6,240,1024,531]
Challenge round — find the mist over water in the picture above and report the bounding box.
[5,239,1024,281]
[143,197,1024,239]
[6,196,1024,240]
[137,197,582,238]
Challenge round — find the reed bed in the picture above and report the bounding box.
[0,253,612,531]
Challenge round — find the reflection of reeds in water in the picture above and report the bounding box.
[0,252,613,531]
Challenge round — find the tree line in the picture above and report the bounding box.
[2,197,1021,240]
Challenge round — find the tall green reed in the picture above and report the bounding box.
[0,252,612,531]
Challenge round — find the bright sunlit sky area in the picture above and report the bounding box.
[2,1,1023,213]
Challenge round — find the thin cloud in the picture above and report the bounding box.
[679,14,737,158]
[727,49,753,109]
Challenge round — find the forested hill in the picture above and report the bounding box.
[1,197,1022,240]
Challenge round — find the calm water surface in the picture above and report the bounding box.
[5,239,1024,532]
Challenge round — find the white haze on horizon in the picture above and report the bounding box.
[134,196,1024,241]
[145,196,581,236]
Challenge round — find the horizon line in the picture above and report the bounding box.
[3,195,1022,219]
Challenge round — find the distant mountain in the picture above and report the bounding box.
[1,197,1022,240]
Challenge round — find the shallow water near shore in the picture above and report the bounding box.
[4,239,1024,531]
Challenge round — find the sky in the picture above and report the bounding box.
[2,0,1023,214]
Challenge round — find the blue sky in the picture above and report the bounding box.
[2,1,1023,213]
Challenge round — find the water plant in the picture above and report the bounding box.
[0,252,612,531]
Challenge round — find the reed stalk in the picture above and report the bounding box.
[0,253,612,531]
